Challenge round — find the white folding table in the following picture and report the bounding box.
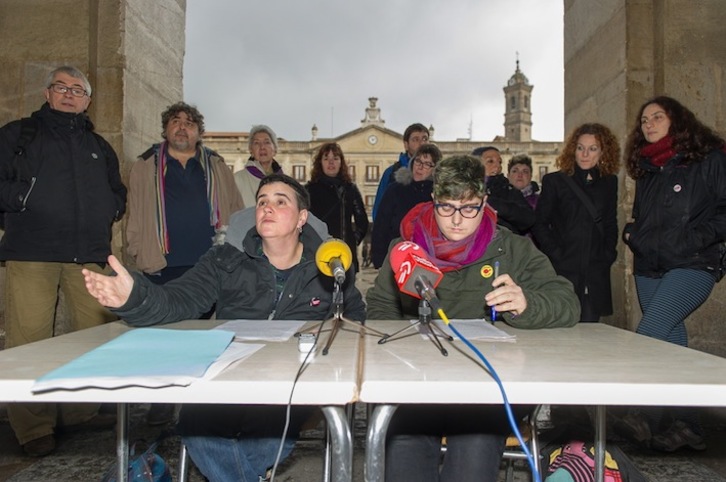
[0,319,361,482]
[359,320,726,482]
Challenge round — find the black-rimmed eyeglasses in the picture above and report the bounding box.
[433,199,485,218]
[413,158,435,169]
[49,83,88,98]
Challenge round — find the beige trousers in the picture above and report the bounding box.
[5,261,117,444]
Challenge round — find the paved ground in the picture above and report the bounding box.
[1,267,726,481]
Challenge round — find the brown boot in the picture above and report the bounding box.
[23,434,56,457]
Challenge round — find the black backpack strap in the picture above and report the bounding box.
[138,145,157,161]
[559,171,603,235]
[14,117,38,156]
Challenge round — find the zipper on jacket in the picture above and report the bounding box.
[20,177,37,211]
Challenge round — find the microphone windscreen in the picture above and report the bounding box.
[315,238,352,277]
[389,241,443,298]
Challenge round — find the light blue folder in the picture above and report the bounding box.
[32,328,235,393]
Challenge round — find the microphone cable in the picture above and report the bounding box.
[436,308,542,482]
[269,319,327,482]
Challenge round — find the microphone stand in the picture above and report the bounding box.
[296,280,388,356]
[377,299,453,356]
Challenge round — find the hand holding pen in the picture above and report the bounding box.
[485,262,528,318]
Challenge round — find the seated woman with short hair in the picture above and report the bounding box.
[83,174,366,482]
[366,155,579,481]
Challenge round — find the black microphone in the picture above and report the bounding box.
[414,276,442,312]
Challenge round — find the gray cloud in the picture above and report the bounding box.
[184,0,563,142]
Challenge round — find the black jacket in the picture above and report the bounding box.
[0,103,127,263]
[114,208,366,439]
[533,168,618,317]
[371,167,433,268]
[487,174,535,235]
[306,177,369,271]
[114,209,366,325]
[623,149,726,279]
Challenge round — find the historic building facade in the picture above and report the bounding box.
[203,64,562,214]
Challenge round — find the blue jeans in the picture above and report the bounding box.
[178,404,313,482]
[183,434,296,482]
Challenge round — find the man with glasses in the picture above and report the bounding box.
[371,122,430,222]
[0,65,127,456]
[371,144,441,268]
[126,102,243,425]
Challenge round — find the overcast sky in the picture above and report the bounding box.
[184,0,564,143]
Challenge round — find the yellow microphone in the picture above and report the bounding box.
[315,238,353,285]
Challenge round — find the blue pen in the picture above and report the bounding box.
[491,261,500,322]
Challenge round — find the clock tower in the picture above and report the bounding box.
[503,58,533,142]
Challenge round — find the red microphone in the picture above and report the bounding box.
[389,241,443,309]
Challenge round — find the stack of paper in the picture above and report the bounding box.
[215,319,307,341]
[32,328,242,393]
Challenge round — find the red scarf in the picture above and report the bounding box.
[399,202,497,272]
[640,135,676,167]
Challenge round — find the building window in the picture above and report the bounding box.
[348,165,356,181]
[510,96,516,109]
[366,165,380,183]
[524,95,529,109]
[292,165,306,182]
[365,195,375,210]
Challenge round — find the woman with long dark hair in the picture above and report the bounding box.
[619,96,726,452]
[306,142,369,271]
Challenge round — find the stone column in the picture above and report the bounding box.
[0,0,186,338]
[564,0,726,356]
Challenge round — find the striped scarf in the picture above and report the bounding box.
[155,141,221,254]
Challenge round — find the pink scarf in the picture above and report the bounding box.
[399,202,497,272]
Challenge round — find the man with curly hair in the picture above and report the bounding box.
[126,102,243,424]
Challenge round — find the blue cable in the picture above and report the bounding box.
[441,311,542,482]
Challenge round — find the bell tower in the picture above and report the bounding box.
[503,57,534,141]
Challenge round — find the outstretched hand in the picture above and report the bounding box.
[82,255,134,308]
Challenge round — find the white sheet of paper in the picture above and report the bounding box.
[413,319,516,342]
[215,319,307,341]
[201,342,265,380]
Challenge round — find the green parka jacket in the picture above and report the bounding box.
[366,228,580,328]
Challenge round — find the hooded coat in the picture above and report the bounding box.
[114,207,366,325]
[371,166,433,268]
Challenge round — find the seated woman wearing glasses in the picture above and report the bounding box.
[366,155,579,482]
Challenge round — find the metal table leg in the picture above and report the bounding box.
[116,403,129,482]
[365,404,399,482]
[594,405,606,482]
[320,406,353,482]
